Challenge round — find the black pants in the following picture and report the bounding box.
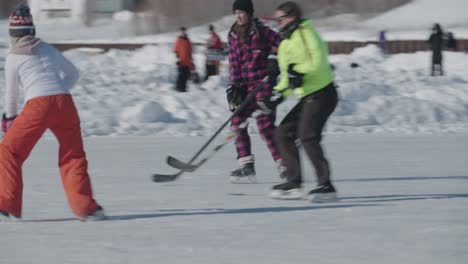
[431,53,444,76]
[176,66,190,92]
[275,82,338,186]
[204,63,218,81]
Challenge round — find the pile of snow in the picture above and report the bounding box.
[112,10,135,22]
[329,45,468,133]
[120,101,172,123]
[1,43,467,137]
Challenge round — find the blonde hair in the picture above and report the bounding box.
[10,37,20,48]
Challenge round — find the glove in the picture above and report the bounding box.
[257,91,284,114]
[266,56,280,83]
[288,64,303,89]
[226,84,244,112]
[2,113,16,133]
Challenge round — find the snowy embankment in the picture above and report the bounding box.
[0,44,467,137]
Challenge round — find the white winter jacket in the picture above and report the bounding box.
[4,36,79,117]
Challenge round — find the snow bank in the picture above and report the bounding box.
[329,45,468,133]
[1,43,467,137]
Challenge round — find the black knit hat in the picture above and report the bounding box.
[233,0,254,16]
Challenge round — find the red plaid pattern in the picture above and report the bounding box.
[227,20,281,161]
[228,21,281,90]
[231,104,280,161]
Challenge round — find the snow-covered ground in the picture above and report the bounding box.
[1,1,467,138]
[1,43,467,137]
[0,134,467,264]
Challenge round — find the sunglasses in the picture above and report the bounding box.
[275,14,289,22]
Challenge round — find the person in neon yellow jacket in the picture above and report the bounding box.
[258,1,339,202]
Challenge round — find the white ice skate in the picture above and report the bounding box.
[79,206,106,221]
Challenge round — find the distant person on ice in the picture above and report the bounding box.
[378,30,387,54]
[204,24,224,81]
[0,3,105,221]
[226,0,285,183]
[428,23,444,76]
[174,27,195,92]
[257,1,339,202]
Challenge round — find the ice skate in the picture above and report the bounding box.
[79,206,106,221]
[269,182,303,200]
[229,163,257,184]
[308,182,339,203]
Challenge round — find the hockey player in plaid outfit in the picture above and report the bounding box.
[226,0,285,183]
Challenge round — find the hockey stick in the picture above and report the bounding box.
[152,83,264,183]
[166,110,262,172]
[166,133,236,172]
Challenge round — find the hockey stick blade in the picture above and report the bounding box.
[165,116,257,174]
[152,84,264,183]
[167,156,198,172]
[152,171,182,182]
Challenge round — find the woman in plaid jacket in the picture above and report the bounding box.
[226,0,284,183]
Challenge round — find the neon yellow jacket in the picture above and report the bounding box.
[274,19,334,99]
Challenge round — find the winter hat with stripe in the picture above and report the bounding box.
[9,3,36,38]
[232,0,254,16]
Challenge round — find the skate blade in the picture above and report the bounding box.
[79,209,107,221]
[229,176,257,184]
[309,192,339,203]
[269,189,304,200]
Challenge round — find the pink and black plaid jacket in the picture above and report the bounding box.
[227,19,282,162]
[228,19,281,100]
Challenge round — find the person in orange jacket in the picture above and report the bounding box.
[0,3,104,222]
[174,27,194,92]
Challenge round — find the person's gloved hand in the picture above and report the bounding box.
[2,113,16,133]
[288,64,304,89]
[257,91,284,114]
[226,84,243,112]
[266,55,280,84]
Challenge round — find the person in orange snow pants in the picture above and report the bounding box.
[0,95,100,218]
[1,3,103,221]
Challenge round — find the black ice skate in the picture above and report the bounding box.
[308,182,339,203]
[229,163,257,183]
[269,182,303,200]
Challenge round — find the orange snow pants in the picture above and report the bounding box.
[0,94,99,218]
